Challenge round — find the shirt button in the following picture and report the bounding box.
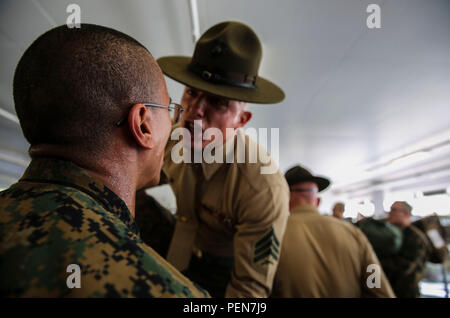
[177,215,188,223]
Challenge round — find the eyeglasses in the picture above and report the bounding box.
[290,188,318,193]
[116,98,184,126]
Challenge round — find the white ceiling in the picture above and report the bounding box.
[1,0,450,201]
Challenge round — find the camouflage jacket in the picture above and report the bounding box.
[380,224,431,298]
[0,157,209,298]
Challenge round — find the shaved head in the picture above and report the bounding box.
[388,201,413,228]
[14,24,164,156]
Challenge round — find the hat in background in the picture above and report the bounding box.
[284,165,330,192]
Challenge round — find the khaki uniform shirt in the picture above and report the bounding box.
[164,128,290,297]
[272,205,395,298]
[0,157,208,298]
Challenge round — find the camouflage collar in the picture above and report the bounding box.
[20,157,138,233]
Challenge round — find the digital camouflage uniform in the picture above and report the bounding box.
[0,157,209,298]
[380,224,432,298]
[412,215,449,264]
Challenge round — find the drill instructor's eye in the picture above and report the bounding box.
[187,89,197,97]
[185,88,228,109]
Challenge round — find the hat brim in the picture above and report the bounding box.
[157,56,285,104]
[287,176,331,192]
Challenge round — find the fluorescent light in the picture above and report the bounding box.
[389,151,430,168]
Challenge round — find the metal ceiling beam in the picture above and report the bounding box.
[0,107,19,125]
[188,0,200,43]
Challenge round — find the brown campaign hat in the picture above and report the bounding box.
[284,165,331,192]
[157,21,285,104]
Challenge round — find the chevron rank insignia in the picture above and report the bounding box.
[253,227,280,265]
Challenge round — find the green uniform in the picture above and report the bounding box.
[380,225,431,298]
[0,157,209,298]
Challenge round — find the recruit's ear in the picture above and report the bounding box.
[128,104,154,149]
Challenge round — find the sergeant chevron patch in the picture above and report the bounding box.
[253,227,280,265]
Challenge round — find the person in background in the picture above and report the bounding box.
[272,165,395,298]
[383,201,433,298]
[332,202,345,219]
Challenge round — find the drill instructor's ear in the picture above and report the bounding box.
[128,104,154,149]
[237,110,252,128]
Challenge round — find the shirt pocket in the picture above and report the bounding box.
[199,203,235,234]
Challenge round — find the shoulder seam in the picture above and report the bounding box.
[19,178,111,214]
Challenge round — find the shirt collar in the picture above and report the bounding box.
[20,157,138,233]
[290,204,320,215]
